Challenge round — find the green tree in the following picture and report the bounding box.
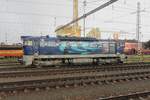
[144,40,150,49]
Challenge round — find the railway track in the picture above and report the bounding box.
[0,63,21,67]
[0,63,149,99]
[0,61,18,64]
[0,62,149,71]
[0,61,21,67]
[99,91,150,100]
[0,68,150,95]
[0,63,150,78]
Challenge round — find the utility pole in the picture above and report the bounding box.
[40,32,43,36]
[5,33,7,44]
[83,0,86,37]
[124,0,126,4]
[136,2,141,51]
[54,17,56,27]
[73,0,78,28]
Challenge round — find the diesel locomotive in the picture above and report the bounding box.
[21,35,125,66]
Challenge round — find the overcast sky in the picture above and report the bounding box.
[0,0,150,43]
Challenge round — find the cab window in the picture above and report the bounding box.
[24,40,33,46]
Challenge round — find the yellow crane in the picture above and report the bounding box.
[55,0,118,38]
[73,0,78,28]
[113,32,120,40]
[56,0,81,37]
[87,28,101,39]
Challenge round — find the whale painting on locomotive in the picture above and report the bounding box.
[39,36,102,55]
[59,41,102,55]
[38,38,102,55]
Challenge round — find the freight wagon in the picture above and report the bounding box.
[0,45,23,58]
[21,36,125,66]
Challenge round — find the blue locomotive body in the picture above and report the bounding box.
[21,36,125,66]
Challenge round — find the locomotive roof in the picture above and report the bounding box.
[21,36,56,40]
[21,36,98,41]
[21,35,126,42]
[58,36,98,41]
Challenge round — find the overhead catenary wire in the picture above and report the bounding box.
[55,0,118,32]
[86,0,106,4]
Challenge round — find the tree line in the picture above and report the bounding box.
[144,40,150,49]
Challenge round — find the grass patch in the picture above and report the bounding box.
[126,55,150,63]
[0,58,18,62]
